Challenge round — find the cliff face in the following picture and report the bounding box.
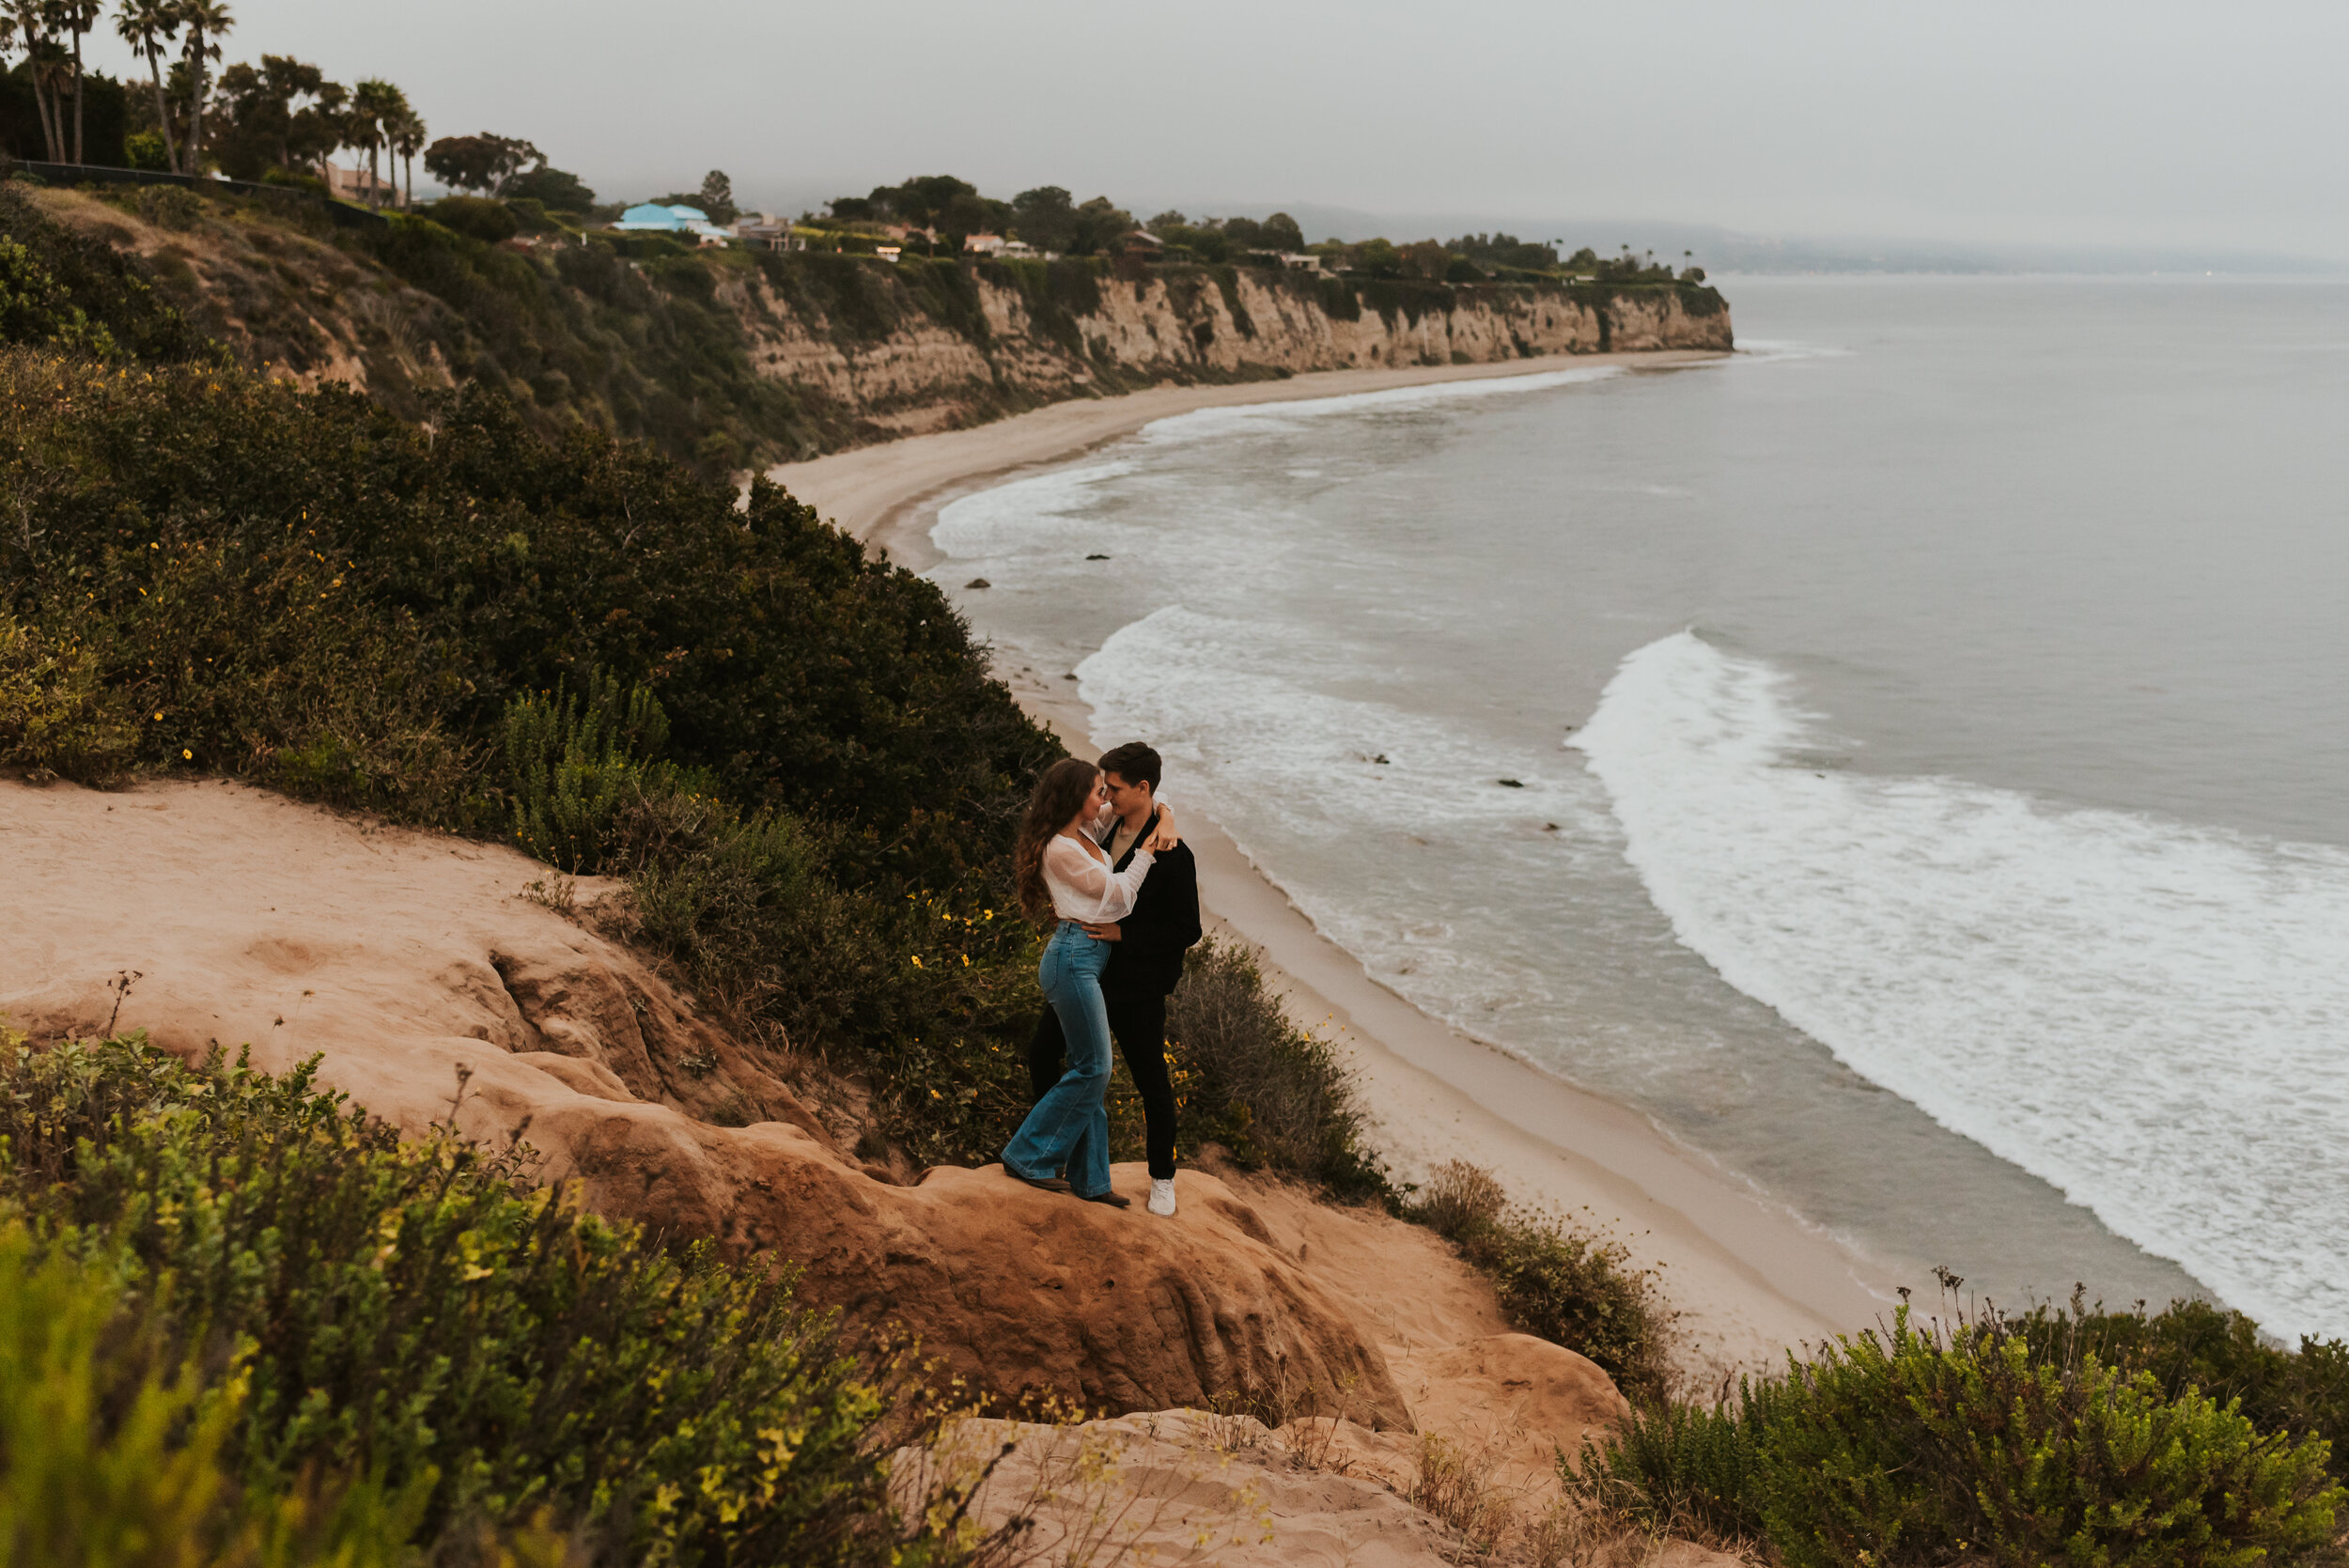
[727,261,1734,438]
[26,186,1731,464]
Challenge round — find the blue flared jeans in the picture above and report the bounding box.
[1002,922,1113,1199]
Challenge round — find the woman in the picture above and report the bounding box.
[1000,756,1179,1207]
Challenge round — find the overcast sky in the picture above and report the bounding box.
[75,0,2349,259]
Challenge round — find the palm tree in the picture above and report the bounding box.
[385,99,426,210]
[6,1,63,161]
[176,0,229,175]
[0,14,21,152]
[112,0,181,172]
[58,0,99,164]
[349,79,400,209]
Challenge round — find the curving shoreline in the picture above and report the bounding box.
[769,349,1896,1374]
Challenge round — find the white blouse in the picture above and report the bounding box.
[1041,827,1155,924]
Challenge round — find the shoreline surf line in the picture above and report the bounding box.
[767,349,1727,560]
[770,349,1897,1373]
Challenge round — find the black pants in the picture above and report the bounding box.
[1029,986,1176,1179]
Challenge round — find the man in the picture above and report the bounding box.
[1028,741,1201,1217]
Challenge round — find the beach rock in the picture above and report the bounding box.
[0,776,1410,1427]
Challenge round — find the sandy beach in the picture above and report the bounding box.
[770,351,1896,1374]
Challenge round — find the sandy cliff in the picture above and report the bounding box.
[731,262,1733,437]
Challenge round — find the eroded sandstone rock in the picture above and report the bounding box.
[0,777,1410,1426]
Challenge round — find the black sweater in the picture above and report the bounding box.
[1100,810,1203,998]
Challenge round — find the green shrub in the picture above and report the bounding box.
[0,356,1052,882]
[1574,1395,1762,1545]
[0,186,213,363]
[1572,1300,2344,1568]
[1405,1159,1676,1405]
[133,183,205,232]
[758,251,903,345]
[0,613,141,782]
[502,670,694,873]
[0,1032,975,1565]
[123,130,174,171]
[0,1219,475,1567]
[1316,276,1361,321]
[428,196,520,246]
[0,1223,246,1564]
[2025,1296,2349,1469]
[1165,939,1387,1199]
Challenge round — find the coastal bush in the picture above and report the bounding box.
[973,256,1108,360]
[2029,1296,2349,1474]
[1406,1159,1677,1405]
[0,184,214,363]
[0,1031,989,1564]
[1164,939,1387,1200]
[0,356,1051,879]
[503,670,699,874]
[1571,1296,2345,1567]
[0,1219,503,1566]
[1206,263,1254,338]
[0,1222,249,1564]
[428,194,520,245]
[758,250,906,345]
[0,613,142,781]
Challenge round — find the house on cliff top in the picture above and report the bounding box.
[613,203,732,245]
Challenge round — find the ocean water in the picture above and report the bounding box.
[927,276,2349,1342]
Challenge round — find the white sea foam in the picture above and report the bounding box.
[1574,631,2349,1339]
[1132,365,1625,447]
[1075,605,1621,1025]
[930,459,1133,564]
[1730,338,1857,362]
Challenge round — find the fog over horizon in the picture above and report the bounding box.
[70,0,2349,265]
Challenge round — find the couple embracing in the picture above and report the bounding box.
[1000,742,1201,1217]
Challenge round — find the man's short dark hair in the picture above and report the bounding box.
[1097,741,1162,793]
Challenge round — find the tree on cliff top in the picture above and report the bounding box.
[696,167,736,224]
[1256,210,1305,252]
[502,161,595,213]
[1004,186,1137,256]
[208,54,346,181]
[1008,184,1075,251]
[423,130,539,195]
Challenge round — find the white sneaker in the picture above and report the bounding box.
[1148,1177,1176,1217]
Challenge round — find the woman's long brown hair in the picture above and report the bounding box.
[1016,757,1102,925]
